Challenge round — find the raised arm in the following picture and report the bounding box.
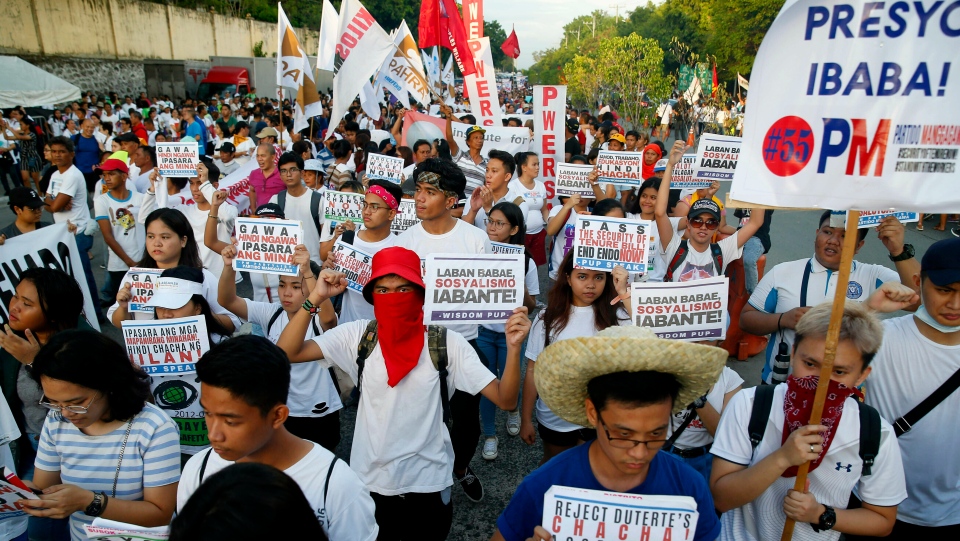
[276,269,347,364]
[735,208,765,248]
[656,141,687,250]
[217,240,248,321]
[441,104,460,156]
[204,190,232,256]
[546,195,579,236]
[478,308,531,410]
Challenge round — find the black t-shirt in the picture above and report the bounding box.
[564,136,582,157]
[734,209,774,253]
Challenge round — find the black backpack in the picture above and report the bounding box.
[355,321,451,423]
[276,189,323,236]
[664,239,724,282]
[748,384,880,476]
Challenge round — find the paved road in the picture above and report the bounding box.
[1,186,952,540]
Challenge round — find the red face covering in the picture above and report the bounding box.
[373,290,426,387]
[781,375,863,477]
[641,144,663,180]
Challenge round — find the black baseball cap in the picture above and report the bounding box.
[255,203,285,219]
[688,199,721,221]
[921,238,960,286]
[8,187,44,209]
[114,132,139,144]
[219,141,236,153]
[565,118,579,132]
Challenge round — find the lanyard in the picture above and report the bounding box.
[799,259,813,307]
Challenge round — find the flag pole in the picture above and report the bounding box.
[780,210,860,541]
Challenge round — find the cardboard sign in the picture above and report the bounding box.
[693,134,741,180]
[366,154,405,183]
[424,254,524,324]
[856,210,920,229]
[121,267,164,313]
[233,217,302,276]
[729,0,960,212]
[391,199,421,233]
[534,85,567,204]
[122,316,210,451]
[323,191,365,225]
[631,277,729,341]
[84,518,169,541]
[0,468,38,520]
[670,154,709,189]
[330,239,373,293]
[596,151,645,186]
[555,163,597,198]
[156,142,199,178]
[542,485,699,541]
[490,241,525,255]
[573,215,652,273]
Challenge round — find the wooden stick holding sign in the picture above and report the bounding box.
[780,210,860,541]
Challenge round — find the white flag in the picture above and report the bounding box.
[277,3,323,132]
[737,72,750,91]
[375,20,430,107]
[330,0,394,130]
[359,81,381,121]
[430,46,443,97]
[317,0,339,72]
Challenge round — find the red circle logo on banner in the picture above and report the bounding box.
[762,116,815,177]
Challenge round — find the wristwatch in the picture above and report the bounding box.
[889,243,915,262]
[811,505,836,533]
[84,491,108,517]
[691,395,708,409]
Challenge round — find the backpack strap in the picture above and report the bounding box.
[749,384,777,449]
[266,306,284,336]
[277,190,287,211]
[893,366,960,437]
[322,457,337,511]
[427,325,451,424]
[310,191,323,236]
[857,401,881,476]
[664,239,689,283]
[512,196,525,206]
[197,447,214,484]
[709,242,724,276]
[355,320,379,395]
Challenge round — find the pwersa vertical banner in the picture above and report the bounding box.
[730,0,960,212]
[424,253,524,324]
[534,85,567,205]
[630,277,729,341]
[463,37,503,127]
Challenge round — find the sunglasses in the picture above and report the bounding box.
[689,217,720,230]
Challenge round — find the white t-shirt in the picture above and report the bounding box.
[481,258,539,334]
[232,137,257,165]
[216,158,241,176]
[670,366,743,449]
[527,306,631,432]
[132,169,155,194]
[547,205,579,280]
[92,178,137,201]
[93,190,145,271]
[462,186,532,231]
[631,215,682,282]
[47,165,91,233]
[100,112,119,125]
[749,257,900,383]
[310,320,495,495]
[865,315,960,527]
[244,300,342,418]
[269,190,323,262]
[508,179,548,234]
[712,385,907,541]
[660,232,741,282]
[395,220,491,341]
[339,233,396,324]
[178,443,378,541]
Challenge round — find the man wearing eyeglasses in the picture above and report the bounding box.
[267,152,326,262]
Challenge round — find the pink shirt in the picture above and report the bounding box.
[248,166,284,207]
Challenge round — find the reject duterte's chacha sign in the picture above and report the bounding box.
[730,0,960,212]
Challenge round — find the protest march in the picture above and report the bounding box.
[1,0,959,540]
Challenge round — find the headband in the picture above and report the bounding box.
[367,185,399,210]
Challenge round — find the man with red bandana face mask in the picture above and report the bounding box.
[277,247,531,541]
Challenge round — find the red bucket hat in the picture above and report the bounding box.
[362,247,425,304]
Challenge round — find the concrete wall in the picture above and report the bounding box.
[23,56,146,97]
[0,0,319,61]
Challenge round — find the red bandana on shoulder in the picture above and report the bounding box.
[781,375,863,477]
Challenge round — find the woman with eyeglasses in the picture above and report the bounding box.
[18,330,180,541]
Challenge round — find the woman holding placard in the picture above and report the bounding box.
[479,203,539,460]
[519,251,631,464]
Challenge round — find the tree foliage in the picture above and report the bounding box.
[484,20,510,71]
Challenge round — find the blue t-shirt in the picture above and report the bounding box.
[185,120,207,155]
[496,443,721,541]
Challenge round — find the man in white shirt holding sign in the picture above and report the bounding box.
[269,152,326,262]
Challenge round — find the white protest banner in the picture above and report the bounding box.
[463,37,503,127]
[213,160,258,215]
[391,199,421,233]
[555,162,597,198]
[596,151,645,186]
[0,224,100,331]
[856,210,920,229]
[233,217,302,276]
[542,485,699,541]
[693,133,741,181]
[121,267,163,313]
[401,110,530,155]
[424,254,524,324]
[323,190,365,225]
[490,241,524,255]
[84,518,169,541]
[729,0,960,212]
[122,316,210,451]
[375,20,430,107]
[366,153,405,183]
[330,239,373,293]
[631,277,729,341]
[0,468,39,519]
[670,154,708,189]
[573,215,652,273]
[156,142,198,178]
[534,85,566,203]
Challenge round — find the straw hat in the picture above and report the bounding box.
[535,326,728,426]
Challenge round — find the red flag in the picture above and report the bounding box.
[418,0,476,76]
[712,63,719,97]
[501,28,520,60]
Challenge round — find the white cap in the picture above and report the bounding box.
[145,278,203,310]
[303,159,324,172]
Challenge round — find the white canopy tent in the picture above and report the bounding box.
[0,56,81,108]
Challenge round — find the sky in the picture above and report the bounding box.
[483,0,634,70]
